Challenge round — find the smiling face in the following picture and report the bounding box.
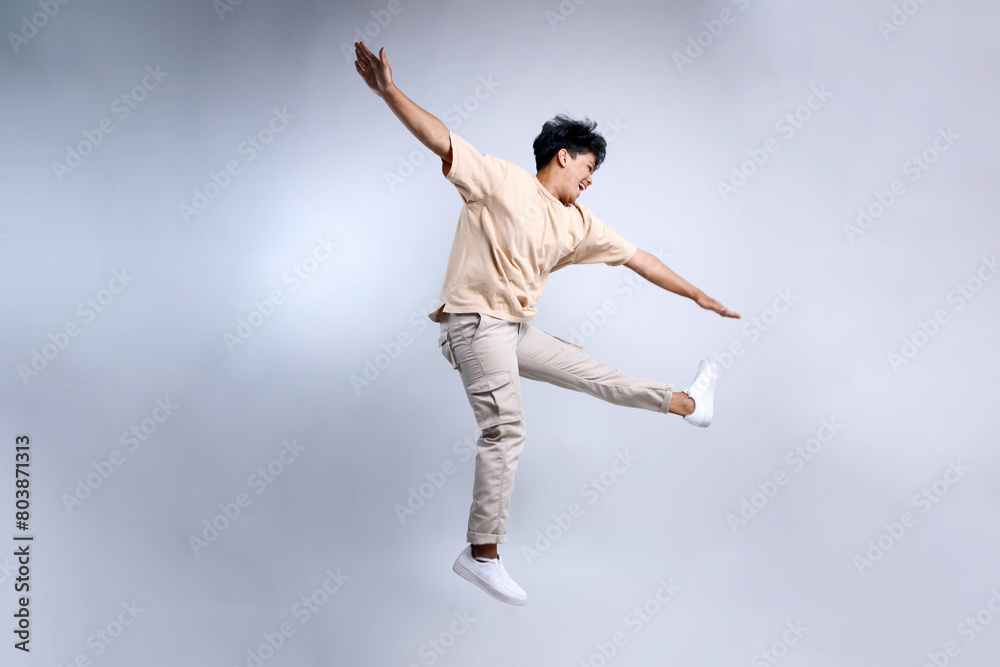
[532,115,607,205]
[534,146,599,206]
[567,150,595,201]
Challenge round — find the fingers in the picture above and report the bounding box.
[354,47,377,88]
[709,298,739,318]
[356,41,381,67]
[699,294,740,318]
[712,302,737,318]
[354,41,374,69]
[355,41,390,78]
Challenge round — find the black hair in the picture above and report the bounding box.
[532,114,607,172]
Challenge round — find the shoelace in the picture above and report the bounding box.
[474,553,515,585]
[493,557,514,585]
[689,365,716,393]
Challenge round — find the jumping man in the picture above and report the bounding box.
[354,41,741,606]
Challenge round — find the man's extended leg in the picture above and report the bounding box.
[515,322,689,414]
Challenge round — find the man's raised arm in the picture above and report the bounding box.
[354,41,453,168]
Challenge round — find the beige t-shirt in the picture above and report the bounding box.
[427,131,638,323]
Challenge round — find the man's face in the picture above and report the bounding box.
[565,150,595,203]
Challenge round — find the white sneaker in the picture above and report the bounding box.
[680,357,718,428]
[452,545,527,605]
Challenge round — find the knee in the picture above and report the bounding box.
[479,419,526,445]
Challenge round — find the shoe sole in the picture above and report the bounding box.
[703,358,717,426]
[452,558,526,606]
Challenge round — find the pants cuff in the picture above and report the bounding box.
[467,531,506,545]
[657,382,674,415]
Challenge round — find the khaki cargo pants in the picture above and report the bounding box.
[437,311,674,545]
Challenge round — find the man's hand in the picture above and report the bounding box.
[353,41,453,164]
[694,291,741,319]
[354,41,395,98]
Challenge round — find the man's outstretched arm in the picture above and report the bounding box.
[353,41,453,168]
[625,248,741,319]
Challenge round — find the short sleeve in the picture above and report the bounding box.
[443,131,508,203]
[564,205,638,266]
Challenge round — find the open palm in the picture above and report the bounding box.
[354,41,394,98]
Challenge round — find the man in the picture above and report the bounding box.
[354,41,741,606]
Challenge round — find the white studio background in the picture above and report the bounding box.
[2,0,999,665]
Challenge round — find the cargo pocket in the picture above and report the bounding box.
[465,370,521,430]
[438,330,459,369]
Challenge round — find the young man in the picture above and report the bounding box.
[354,41,741,606]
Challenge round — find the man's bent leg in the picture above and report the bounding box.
[515,322,674,414]
[443,312,527,546]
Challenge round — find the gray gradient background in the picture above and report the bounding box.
[2,0,999,665]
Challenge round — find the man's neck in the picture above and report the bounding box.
[535,170,570,206]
